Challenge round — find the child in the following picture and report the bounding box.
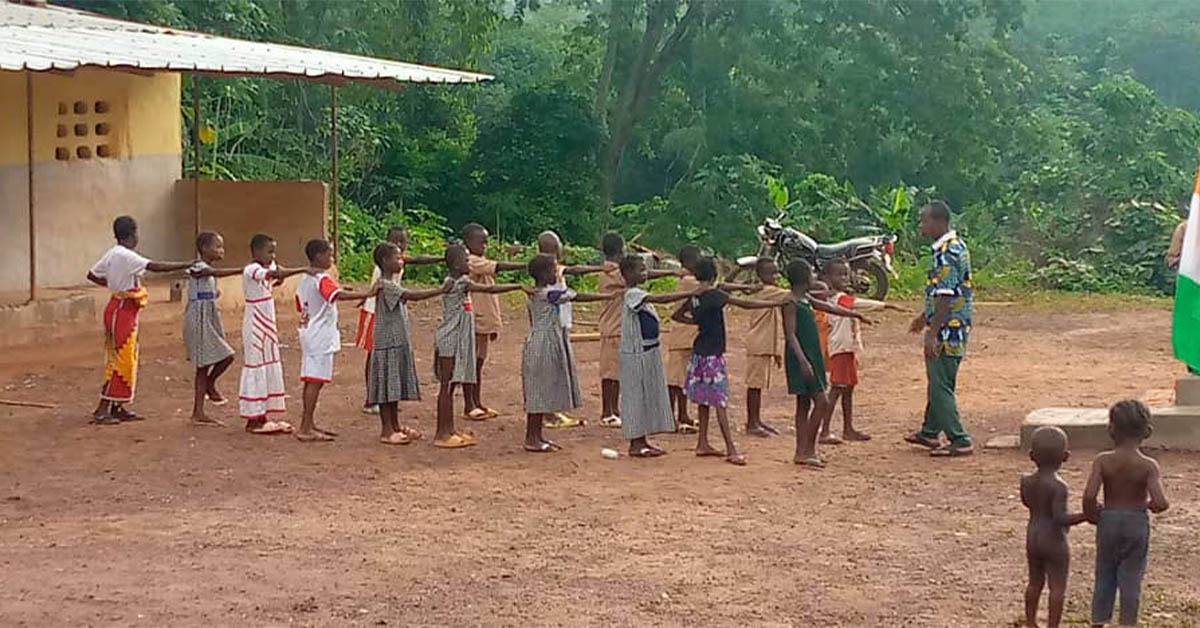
[536,230,605,428]
[780,260,866,468]
[184,231,242,427]
[86,215,194,425]
[239,233,307,435]
[1083,400,1170,627]
[294,238,378,442]
[366,241,446,445]
[434,244,524,448]
[1022,426,1087,628]
[819,257,905,444]
[665,245,702,432]
[462,223,528,420]
[619,254,698,457]
[671,257,783,466]
[742,257,792,437]
[598,232,681,428]
[521,254,613,452]
[356,225,441,415]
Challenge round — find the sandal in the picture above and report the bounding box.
[433,433,476,449]
[930,444,974,457]
[92,414,121,426]
[599,415,622,428]
[904,432,941,449]
[464,408,491,421]
[111,407,142,422]
[725,454,748,466]
[379,432,412,446]
[844,431,871,442]
[630,446,665,458]
[523,440,562,453]
[480,407,500,419]
[544,413,583,429]
[295,431,335,442]
[796,456,826,468]
[695,448,725,458]
[676,422,698,434]
[399,426,423,441]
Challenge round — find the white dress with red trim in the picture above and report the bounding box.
[238,262,286,419]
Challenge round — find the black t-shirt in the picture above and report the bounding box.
[690,288,730,356]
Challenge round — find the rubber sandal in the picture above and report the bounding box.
[600,415,622,428]
[931,444,974,457]
[208,396,229,407]
[433,433,476,449]
[361,405,380,415]
[399,426,423,441]
[630,446,664,458]
[904,432,940,449]
[379,432,412,445]
[797,456,826,468]
[295,431,335,442]
[523,440,561,453]
[725,454,748,466]
[747,426,773,438]
[481,407,500,419]
[544,413,583,429]
[844,431,872,442]
[464,408,491,421]
[93,414,121,426]
[112,408,142,422]
[696,449,725,457]
[676,422,698,434]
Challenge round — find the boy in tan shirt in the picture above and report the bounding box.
[743,257,792,436]
[463,223,527,420]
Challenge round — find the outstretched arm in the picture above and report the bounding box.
[647,268,686,279]
[400,286,447,302]
[190,266,243,279]
[146,260,195,273]
[569,291,618,303]
[333,283,380,301]
[720,282,761,293]
[812,298,866,320]
[646,290,696,305]
[727,294,785,310]
[494,260,527,272]
[267,266,308,281]
[562,264,607,276]
[468,281,524,294]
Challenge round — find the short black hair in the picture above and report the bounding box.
[528,253,557,282]
[924,200,952,223]
[462,222,487,240]
[305,238,332,262]
[822,257,849,274]
[601,231,625,257]
[386,225,408,240]
[445,243,469,266]
[196,231,221,252]
[754,256,776,278]
[678,244,701,267]
[1109,399,1152,443]
[250,233,275,253]
[786,259,813,288]
[694,256,718,282]
[619,253,644,278]
[373,241,400,269]
[113,215,137,240]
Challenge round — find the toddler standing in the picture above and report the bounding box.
[1022,426,1087,628]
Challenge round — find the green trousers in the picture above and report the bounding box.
[920,354,971,446]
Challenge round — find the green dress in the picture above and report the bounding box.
[785,297,827,395]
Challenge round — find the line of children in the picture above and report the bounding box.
[1021,401,1169,628]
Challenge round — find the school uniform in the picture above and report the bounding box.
[295,272,342,383]
[619,287,674,439]
[743,284,789,390]
[596,260,624,382]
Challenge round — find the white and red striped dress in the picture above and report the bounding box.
[238,262,286,420]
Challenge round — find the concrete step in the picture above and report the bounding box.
[1022,406,1200,451]
[1177,374,1200,406]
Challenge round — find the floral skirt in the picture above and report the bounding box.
[684,353,729,408]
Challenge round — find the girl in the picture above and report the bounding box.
[185,231,242,426]
[781,259,868,467]
[521,254,614,453]
[367,241,447,445]
[671,257,785,466]
[86,215,195,425]
[434,244,523,448]
[618,254,697,457]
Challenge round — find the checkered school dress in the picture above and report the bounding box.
[367,280,421,404]
[434,276,477,384]
[521,287,582,414]
[183,262,234,368]
[619,287,675,440]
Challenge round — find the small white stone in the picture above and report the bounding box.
[601,448,619,460]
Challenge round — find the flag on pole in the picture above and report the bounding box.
[1173,159,1200,371]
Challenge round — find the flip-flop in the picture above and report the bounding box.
[599,415,622,428]
[544,413,583,428]
[630,446,665,458]
[92,414,120,426]
[746,426,773,438]
[481,407,500,419]
[379,432,412,445]
[399,426,424,441]
[433,433,476,449]
[523,440,561,453]
[463,408,491,421]
[250,420,292,435]
[725,454,748,466]
[295,431,335,442]
[112,408,142,422]
[207,394,229,406]
[361,405,380,415]
[761,423,781,435]
[904,432,940,449]
[191,417,226,427]
[676,422,699,434]
[930,444,974,457]
[796,456,826,468]
[696,449,725,458]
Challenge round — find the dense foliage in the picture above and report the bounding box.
[66,0,1200,291]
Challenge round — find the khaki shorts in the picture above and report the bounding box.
[745,354,777,390]
[599,336,620,380]
[666,349,691,387]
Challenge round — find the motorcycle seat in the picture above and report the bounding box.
[816,236,876,259]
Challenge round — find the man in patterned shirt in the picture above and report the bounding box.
[905,200,974,457]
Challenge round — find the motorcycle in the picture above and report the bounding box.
[733,216,898,300]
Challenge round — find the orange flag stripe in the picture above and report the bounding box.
[1194,157,1200,195]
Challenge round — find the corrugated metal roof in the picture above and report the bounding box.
[0,1,493,88]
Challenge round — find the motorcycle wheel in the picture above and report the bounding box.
[852,259,889,300]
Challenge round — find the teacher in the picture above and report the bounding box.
[905,200,974,457]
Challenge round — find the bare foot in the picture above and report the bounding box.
[295,430,335,442]
[725,454,747,466]
[379,432,411,445]
[190,414,225,427]
[696,446,725,457]
[746,424,772,438]
[843,430,871,442]
[313,425,339,437]
[207,389,228,406]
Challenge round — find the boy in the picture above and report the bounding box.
[1083,400,1170,627]
[462,223,527,420]
[597,232,681,427]
[294,238,378,442]
[819,258,905,443]
[239,234,308,435]
[742,257,792,436]
[666,245,702,431]
[356,225,440,414]
[536,230,605,428]
[1022,426,1088,628]
[86,215,195,424]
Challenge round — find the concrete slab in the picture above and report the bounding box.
[1022,406,1200,451]
[1177,374,1200,406]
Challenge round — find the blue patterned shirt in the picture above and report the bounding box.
[924,231,973,357]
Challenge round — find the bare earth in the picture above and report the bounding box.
[1,296,1198,627]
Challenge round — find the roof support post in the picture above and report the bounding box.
[330,84,339,258]
[26,72,37,303]
[192,75,201,238]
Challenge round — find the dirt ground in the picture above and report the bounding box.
[1,295,1198,627]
